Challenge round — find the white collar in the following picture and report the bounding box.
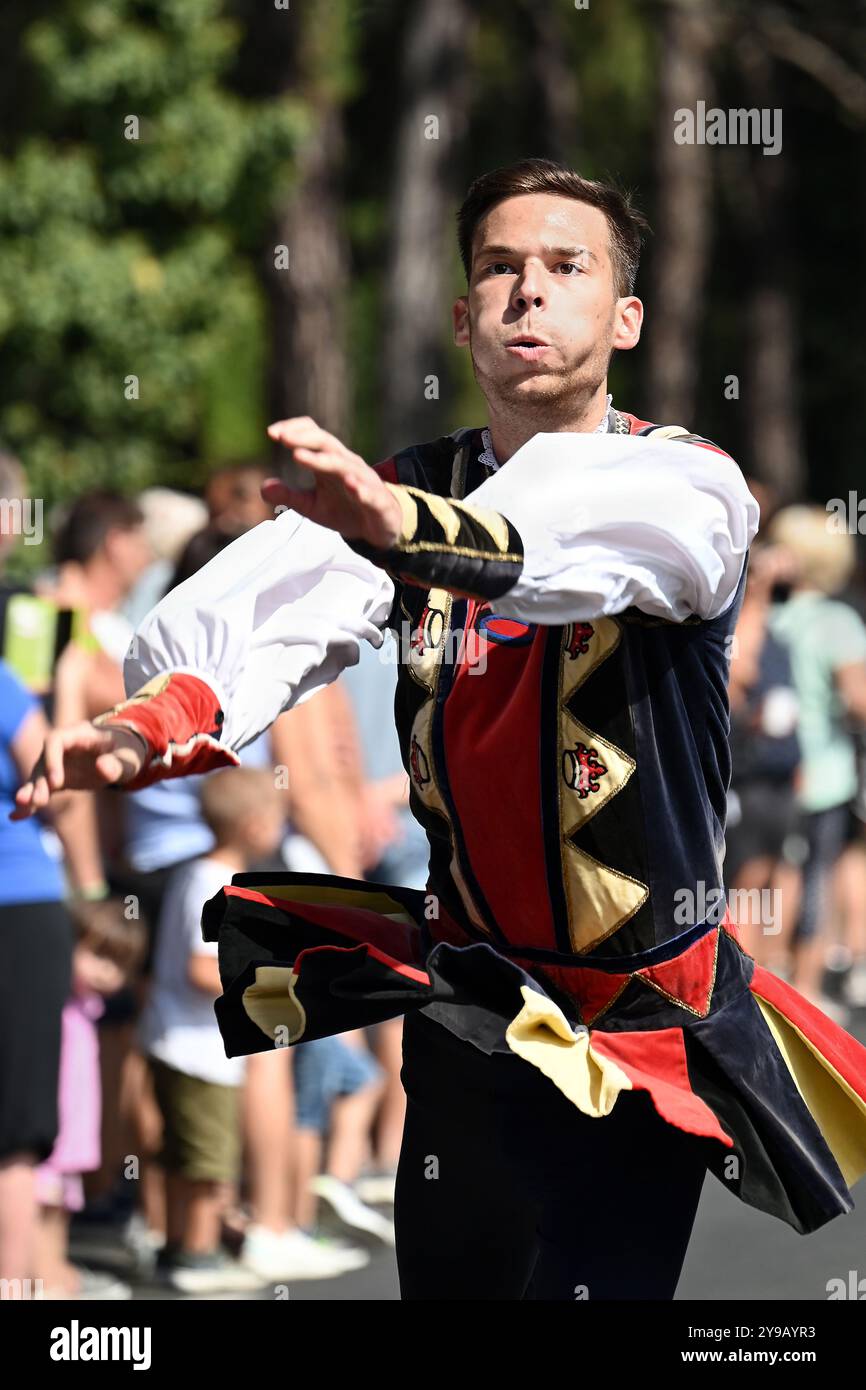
[479,394,614,473]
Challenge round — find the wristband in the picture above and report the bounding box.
[94,671,240,790]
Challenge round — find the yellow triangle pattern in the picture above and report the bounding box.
[557,618,650,954]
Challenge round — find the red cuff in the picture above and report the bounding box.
[94,672,240,790]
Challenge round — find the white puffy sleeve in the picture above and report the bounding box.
[458,432,760,623]
[122,509,395,753]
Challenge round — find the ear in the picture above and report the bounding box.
[452,296,470,347]
[612,296,643,353]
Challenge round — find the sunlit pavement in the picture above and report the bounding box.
[69,1009,866,1303]
[681,1004,866,1302]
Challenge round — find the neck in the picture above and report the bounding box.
[486,381,610,465]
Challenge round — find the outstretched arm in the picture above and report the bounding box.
[12,506,394,814]
[265,417,760,625]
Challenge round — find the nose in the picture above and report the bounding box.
[510,260,546,313]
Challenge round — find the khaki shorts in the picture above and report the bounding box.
[148,1056,241,1183]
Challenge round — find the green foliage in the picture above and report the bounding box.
[0,0,860,551]
[0,0,303,527]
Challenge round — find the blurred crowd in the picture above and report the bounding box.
[2,454,866,1299]
[724,482,866,1021]
[0,452,428,1297]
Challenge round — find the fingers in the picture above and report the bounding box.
[45,723,111,790]
[94,753,124,784]
[11,772,51,820]
[10,784,36,820]
[344,473,376,507]
[260,479,318,520]
[267,417,342,455]
[44,728,69,791]
[8,723,121,821]
[267,418,365,476]
[289,446,351,481]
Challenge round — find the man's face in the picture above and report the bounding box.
[453,193,642,415]
[207,468,270,529]
[105,524,153,596]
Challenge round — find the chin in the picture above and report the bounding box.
[506,379,568,404]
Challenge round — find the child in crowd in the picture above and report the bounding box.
[35,898,146,1298]
[292,1031,395,1247]
[139,767,285,1294]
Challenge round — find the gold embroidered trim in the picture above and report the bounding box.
[93,671,172,723]
[644,424,691,441]
[580,977,632,1027]
[413,490,462,544]
[635,928,720,1018]
[561,843,649,953]
[452,499,512,552]
[389,484,517,560]
[387,539,523,562]
[384,483,420,544]
[404,587,490,936]
[556,620,650,954]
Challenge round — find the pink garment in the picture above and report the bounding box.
[35,992,103,1212]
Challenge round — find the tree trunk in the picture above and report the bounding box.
[521,0,581,164]
[647,0,715,425]
[380,0,476,456]
[257,0,354,482]
[267,107,351,439]
[740,44,805,502]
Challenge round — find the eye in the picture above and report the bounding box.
[557,261,586,275]
[484,262,513,276]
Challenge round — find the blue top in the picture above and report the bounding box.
[124,729,273,874]
[0,660,65,904]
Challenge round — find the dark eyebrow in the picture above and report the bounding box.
[474,243,599,265]
[549,245,598,264]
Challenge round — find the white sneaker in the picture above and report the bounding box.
[124,1212,165,1254]
[354,1170,397,1206]
[241,1225,369,1281]
[123,1212,165,1278]
[156,1248,269,1295]
[310,1175,396,1247]
[42,1267,133,1300]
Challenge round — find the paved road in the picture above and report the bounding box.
[72,1008,866,1302]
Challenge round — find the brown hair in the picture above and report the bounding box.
[53,491,144,567]
[199,767,283,845]
[457,157,649,299]
[70,897,148,977]
[166,524,245,595]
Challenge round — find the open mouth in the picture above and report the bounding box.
[505,341,551,360]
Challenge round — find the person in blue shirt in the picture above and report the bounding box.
[0,661,84,1289]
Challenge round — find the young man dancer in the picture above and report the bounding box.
[15,159,866,1300]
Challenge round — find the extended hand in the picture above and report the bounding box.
[263,417,403,549]
[11,723,148,820]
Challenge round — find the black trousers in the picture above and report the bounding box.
[395,1009,709,1301]
[0,899,72,1161]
